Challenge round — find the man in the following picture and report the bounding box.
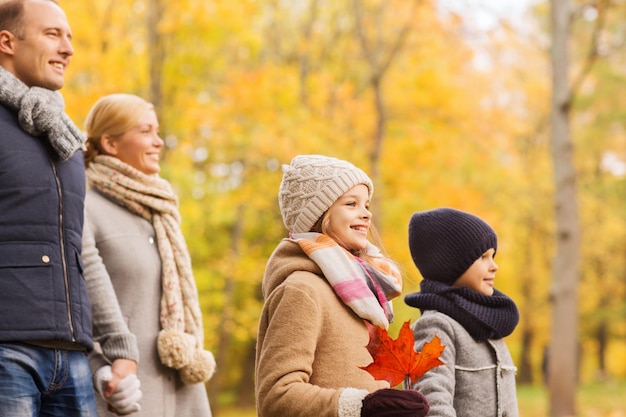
[0,1,140,415]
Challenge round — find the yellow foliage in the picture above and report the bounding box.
[55,0,626,402]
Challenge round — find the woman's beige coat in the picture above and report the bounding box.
[84,188,211,417]
[255,239,389,417]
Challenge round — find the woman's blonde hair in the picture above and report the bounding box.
[83,93,153,167]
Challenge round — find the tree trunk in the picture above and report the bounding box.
[235,341,257,407]
[517,326,534,384]
[592,256,608,379]
[298,0,319,106]
[351,0,417,224]
[517,219,535,384]
[547,1,580,416]
[147,0,165,125]
[596,321,607,378]
[207,205,244,412]
[368,76,385,222]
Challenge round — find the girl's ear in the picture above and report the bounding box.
[99,134,118,156]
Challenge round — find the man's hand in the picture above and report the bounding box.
[94,359,142,415]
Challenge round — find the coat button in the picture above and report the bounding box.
[41,255,50,263]
[149,237,154,244]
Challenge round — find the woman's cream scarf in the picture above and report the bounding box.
[87,155,215,384]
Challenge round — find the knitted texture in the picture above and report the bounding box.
[0,66,85,161]
[405,280,519,340]
[290,233,402,329]
[338,388,368,417]
[361,389,430,417]
[87,155,215,384]
[408,208,497,285]
[279,155,373,233]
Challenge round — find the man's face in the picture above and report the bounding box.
[10,1,74,90]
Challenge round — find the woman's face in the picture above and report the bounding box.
[110,109,163,175]
[324,184,371,253]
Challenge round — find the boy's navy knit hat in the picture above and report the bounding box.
[408,208,497,285]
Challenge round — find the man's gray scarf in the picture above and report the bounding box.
[0,66,85,161]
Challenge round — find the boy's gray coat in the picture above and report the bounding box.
[412,310,518,417]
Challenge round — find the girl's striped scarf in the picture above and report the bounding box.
[290,232,403,329]
[87,155,215,384]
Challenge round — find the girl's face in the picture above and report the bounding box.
[107,109,163,175]
[453,248,498,296]
[324,184,371,253]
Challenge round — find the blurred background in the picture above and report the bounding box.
[59,0,625,415]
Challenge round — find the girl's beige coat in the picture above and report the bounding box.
[255,240,388,417]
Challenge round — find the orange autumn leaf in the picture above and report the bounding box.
[361,320,445,387]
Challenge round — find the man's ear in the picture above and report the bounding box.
[0,31,16,55]
[99,134,119,156]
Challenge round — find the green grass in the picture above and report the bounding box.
[216,406,256,417]
[517,380,626,417]
[517,384,547,416]
[214,380,626,417]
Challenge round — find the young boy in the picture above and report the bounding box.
[404,207,520,417]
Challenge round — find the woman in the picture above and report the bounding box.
[82,93,215,417]
[255,154,429,417]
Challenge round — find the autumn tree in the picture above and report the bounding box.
[571,0,626,381]
[547,0,580,415]
[57,0,626,411]
[147,0,165,127]
[351,0,421,220]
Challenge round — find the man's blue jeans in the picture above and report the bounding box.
[0,343,98,417]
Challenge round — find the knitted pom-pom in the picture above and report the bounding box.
[157,328,196,369]
[180,349,217,385]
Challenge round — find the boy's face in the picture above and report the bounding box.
[453,248,497,296]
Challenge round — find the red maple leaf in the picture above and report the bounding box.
[361,320,445,387]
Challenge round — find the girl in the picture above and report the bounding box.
[255,154,429,417]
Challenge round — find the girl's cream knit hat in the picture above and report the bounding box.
[279,155,373,233]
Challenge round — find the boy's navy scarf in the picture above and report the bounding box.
[405,280,519,340]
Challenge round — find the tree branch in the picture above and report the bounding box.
[569,0,610,105]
